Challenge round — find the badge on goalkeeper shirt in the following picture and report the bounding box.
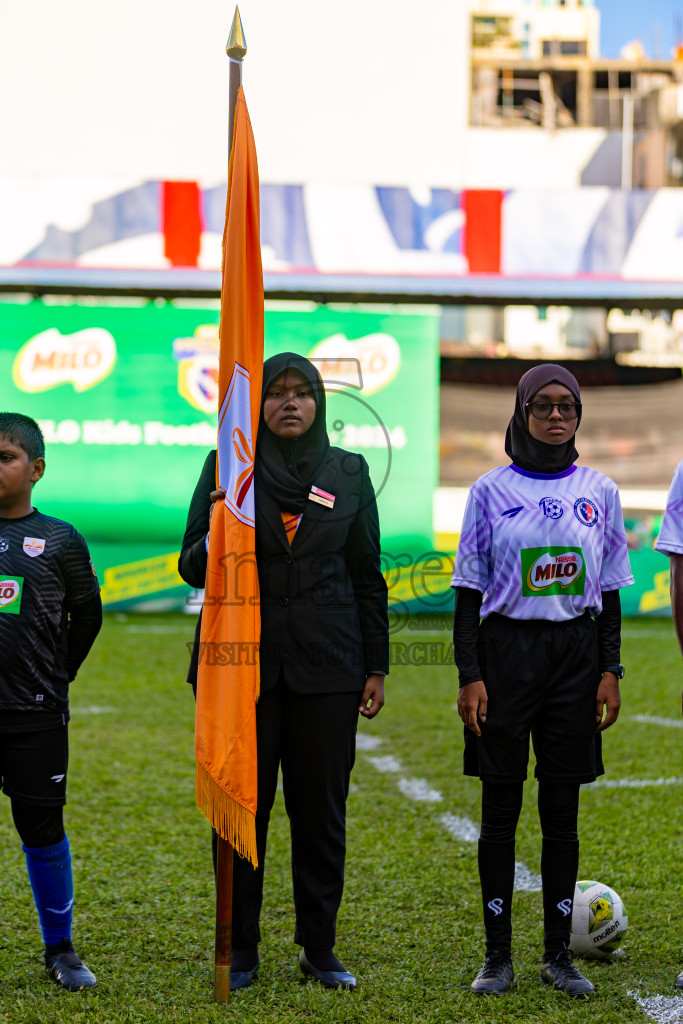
[23,537,45,557]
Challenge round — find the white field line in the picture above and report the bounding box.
[621,629,676,640]
[122,624,184,634]
[591,777,682,789]
[367,754,444,802]
[628,993,683,1024]
[630,715,683,729]
[70,706,115,714]
[511,861,543,893]
[439,813,479,844]
[397,778,442,802]
[356,734,383,752]
[362,737,542,892]
[367,755,403,773]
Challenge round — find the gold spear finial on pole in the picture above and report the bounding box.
[226,7,246,164]
[226,6,247,60]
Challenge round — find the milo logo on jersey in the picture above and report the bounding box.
[521,548,585,597]
[0,577,24,614]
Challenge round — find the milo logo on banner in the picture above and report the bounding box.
[0,577,24,614]
[521,548,585,597]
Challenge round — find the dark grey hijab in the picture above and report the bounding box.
[505,363,582,474]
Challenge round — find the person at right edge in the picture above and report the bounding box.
[451,364,634,997]
[653,459,683,992]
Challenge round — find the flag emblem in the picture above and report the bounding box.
[218,363,256,527]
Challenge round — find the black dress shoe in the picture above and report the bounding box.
[299,950,357,989]
[470,951,514,994]
[541,950,594,997]
[44,941,97,991]
[230,952,259,991]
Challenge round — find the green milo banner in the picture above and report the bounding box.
[621,525,671,618]
[0,298,439,609]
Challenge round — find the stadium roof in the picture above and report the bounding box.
[2,266,683,309]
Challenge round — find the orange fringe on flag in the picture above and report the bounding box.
[196,762,257,864]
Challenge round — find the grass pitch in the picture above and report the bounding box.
[0,614,681,1023]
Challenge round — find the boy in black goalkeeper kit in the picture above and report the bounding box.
[0,414,101,990]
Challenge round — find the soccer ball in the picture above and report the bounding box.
[569,879,628,959]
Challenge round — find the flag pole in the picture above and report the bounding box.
[213,5,247,1004]
[227,6,246,164]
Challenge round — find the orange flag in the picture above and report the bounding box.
[195,86,263,867]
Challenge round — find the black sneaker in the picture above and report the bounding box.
[541,950,594,997]
[470,951,514,994]
[675,969,683,991]
[45,941,97,991]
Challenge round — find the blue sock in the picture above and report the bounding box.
[23,835,74,946]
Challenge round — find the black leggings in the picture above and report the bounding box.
[11,801,65,848]
[478,779,580,956]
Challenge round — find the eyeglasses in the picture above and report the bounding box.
[525,401,581,421]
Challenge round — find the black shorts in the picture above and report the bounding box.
[464,612,604,784]
[0,725,69,806]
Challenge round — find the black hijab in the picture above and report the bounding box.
[504,363,582,474]
[255,352,330,514]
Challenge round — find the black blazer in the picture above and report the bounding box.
[179,448,389,694]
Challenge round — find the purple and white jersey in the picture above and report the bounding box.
[452,464,634,621]
[655,459,683,555]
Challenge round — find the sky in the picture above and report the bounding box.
[598,0,682,58]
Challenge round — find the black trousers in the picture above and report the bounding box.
[231,674,361,950]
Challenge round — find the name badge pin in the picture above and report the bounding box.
[309,485,335,509]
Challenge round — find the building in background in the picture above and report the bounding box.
[466,0,683,188]
[635,79,683,186]
[453,0,683,364]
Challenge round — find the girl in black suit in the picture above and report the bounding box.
[180,352,389,990]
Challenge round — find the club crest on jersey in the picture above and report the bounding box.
[521,548,585,596]
[23,537,45,557]
[539,496,563,519]
[0,577,24,614]
[0,537,8,553]
[574,498,599,527]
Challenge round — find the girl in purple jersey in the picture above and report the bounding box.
[452,365,633,998]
